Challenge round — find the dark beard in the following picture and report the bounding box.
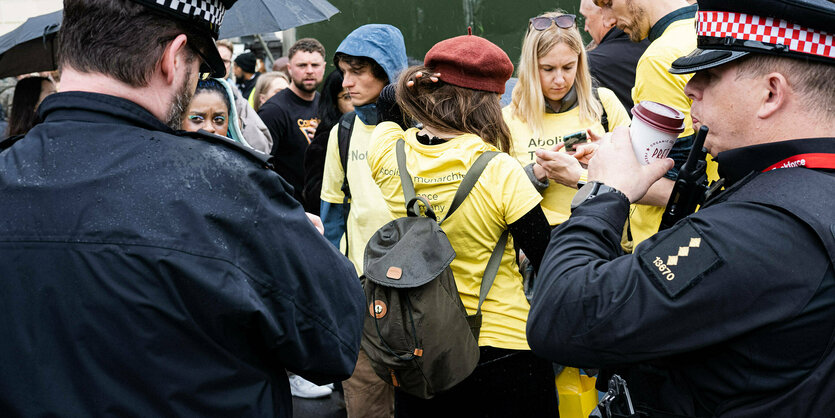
[292,78,318,94]
[165,73,196,130]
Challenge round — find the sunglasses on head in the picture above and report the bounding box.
[529,14,577,31]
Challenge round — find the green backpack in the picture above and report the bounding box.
[360,139,509,399]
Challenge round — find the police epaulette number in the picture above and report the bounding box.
[638,219,723,299]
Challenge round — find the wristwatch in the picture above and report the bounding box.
[570,181,628,211]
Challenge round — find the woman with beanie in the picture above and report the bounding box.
[368,34,557,417]
[505,11,631,227]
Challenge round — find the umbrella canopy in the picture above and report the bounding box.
[219,0,339,39]
[0,10,62,78]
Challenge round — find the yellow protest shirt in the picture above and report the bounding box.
[630,8,720,246]
[503,87,630,225]
[320,116,391,275]
[368,122,542,350]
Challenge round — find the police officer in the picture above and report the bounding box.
[0,0,364,415]
[527,0,835,416]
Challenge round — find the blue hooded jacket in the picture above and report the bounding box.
[321,24,408,250]
[335,24,408,88]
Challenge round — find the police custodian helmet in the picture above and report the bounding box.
[131,0,238,77]
[670,0,835,74]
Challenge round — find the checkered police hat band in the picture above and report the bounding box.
[697,11,835,60]
[156,0,226,32]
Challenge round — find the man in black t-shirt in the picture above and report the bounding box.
[258,38,326,204]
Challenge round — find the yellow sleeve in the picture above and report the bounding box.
[320,124,345,204]
[633,52,694,137]
[496,154,543,224]
[367,121,405,183]
[598,87,631,129]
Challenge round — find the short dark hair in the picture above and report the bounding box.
[59,0,209,87]
[333,53,389,83]
[288,38,326,60]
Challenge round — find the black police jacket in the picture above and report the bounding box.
[0,92,365,416]
[528,138,835,417]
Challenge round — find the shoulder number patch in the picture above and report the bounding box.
[638,220,722,299]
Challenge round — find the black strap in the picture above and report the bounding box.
[592,87,610,133]
[440,151,500,224]
[337,111,356,257]
[0,134,25,151]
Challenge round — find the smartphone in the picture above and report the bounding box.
[563,130,588,152]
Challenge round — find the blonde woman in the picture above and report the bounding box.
[251,71,290,112]
[504,11,631,226]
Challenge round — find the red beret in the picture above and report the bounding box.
[424,35,514,94]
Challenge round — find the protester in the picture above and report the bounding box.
[319,23,407,417]
[216,41,273,154]
[580,0,649,115]
[368,33,557,417]
[259,38,326,205]
[594,0,719,246]
[302,69,352,215]
[528,0,835,416]
[4,76,56,137]
[504,11,630,227]
[181,78,257,148]
[182,78,232,136]
[234,51,260,100]
[0,0,365,415]
[252,71,290,112]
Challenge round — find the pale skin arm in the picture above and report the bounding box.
[586,126,673,203]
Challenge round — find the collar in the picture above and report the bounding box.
[715,138,835,186]
[38,91,174,133]
[544,85,578,114]
[648,4,697,43]
[600,26,628,44]
[354,102,379,125]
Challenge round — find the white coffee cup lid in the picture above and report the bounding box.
[632,101,686,135]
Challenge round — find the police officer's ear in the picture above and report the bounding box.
[756,71,790,121]
[160,34,191,86]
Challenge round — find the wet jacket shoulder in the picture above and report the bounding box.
[0,92,364,417]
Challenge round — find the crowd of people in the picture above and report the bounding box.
[0,0,833,417]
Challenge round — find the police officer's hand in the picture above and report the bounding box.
[587,126,673,202]
[535,144,583,188]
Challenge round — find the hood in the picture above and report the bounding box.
[335,24,408,85]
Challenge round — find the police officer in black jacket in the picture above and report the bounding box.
[527,0,835,416]
[0,0,364,416]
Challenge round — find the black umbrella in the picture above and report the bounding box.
[0,10,61,78]
[218,0,339,39]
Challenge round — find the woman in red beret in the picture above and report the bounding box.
[504,10,631,228]
[367,34,557,417]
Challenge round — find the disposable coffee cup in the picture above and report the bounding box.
[630,101,685,165]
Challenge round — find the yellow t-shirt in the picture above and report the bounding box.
[368,122,542,350]
[320,116,391,275]
[630,17,720,246]
[503,87,631,225]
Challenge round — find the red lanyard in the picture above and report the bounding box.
[762,153,835,172]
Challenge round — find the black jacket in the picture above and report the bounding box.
[0,92,364,417]
[528,138,835,417]
[587,27,649,116]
